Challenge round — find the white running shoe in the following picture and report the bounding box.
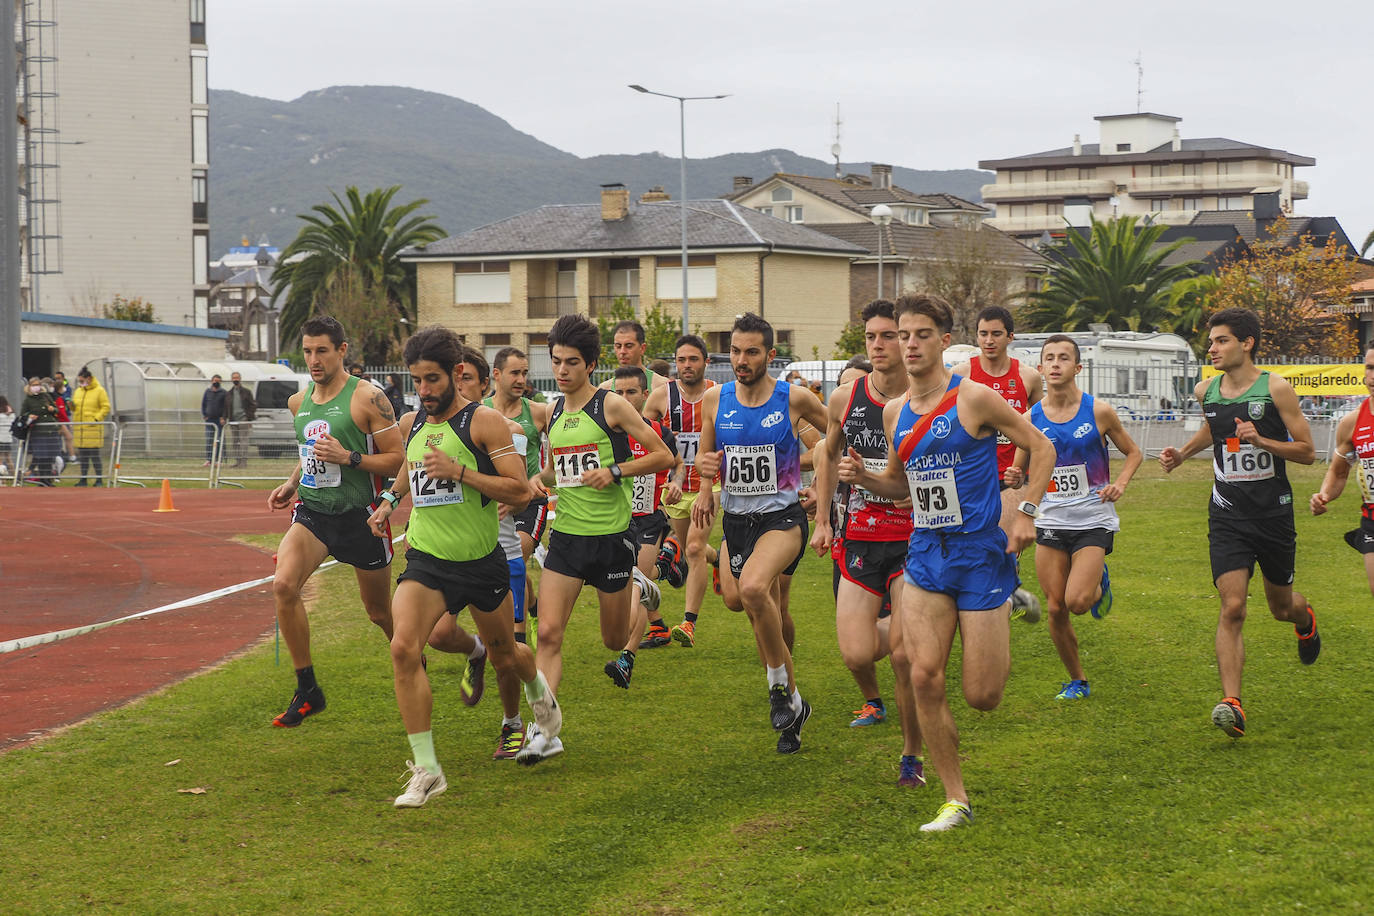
[1010,588,1041,624]
[524,671,562,739]
[919,800,973,832]
[633,567,662,613]
[515,724,565,766]
[393,761,447,808]
[533,543,548,567]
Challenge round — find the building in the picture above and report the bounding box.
[17,0,209,325]
[403,185,866,370]
[979,113,1313,242]
[208,239,282,359]
[726,166,1046,321]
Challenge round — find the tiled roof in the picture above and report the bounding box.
[727,173,987,216]
[807,221,1046,267]
[404,199,866,259]
[985,138,1314,168]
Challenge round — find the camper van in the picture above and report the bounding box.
[1009,331,1199,416]
[85,358,311,456]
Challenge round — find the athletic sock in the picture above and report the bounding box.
[529,600,539,619]
[524,672,547,702]
[766,664,787,689]
[503,714,523,729]
[514,631,527,644]
[623,649,635,662]
[868,697,884,710]
[685,612,699,624]
[791,687,803,715]
[469,636,486,661]
[1296,608,1314,636]
[295,665,317,693]
[407,731,440,775]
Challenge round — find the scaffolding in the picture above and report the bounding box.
[19,0,61,311]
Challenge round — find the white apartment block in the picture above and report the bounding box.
[18,0,208,325]
[979,113,1313,241]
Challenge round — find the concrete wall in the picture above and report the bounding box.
[21,313,228,378]
[760,253,852,358]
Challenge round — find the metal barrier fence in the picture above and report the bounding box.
[6,422,119,487]
[113,421,220,488]
[213,420,301,489]
[1111,410,1342,462]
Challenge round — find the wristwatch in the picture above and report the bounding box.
[609,463,624,481]
[347,450,362,469]
[378,490,400,508]
[1016,500,1040,519]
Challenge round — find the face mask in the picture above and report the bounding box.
[30,385,40,394]
[232,381,241,387]
[212,382,220,389]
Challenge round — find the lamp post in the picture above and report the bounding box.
[629,84,729,335]
[870,204,893,300]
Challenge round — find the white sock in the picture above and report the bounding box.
[469,636,486,661]
[766,665,787,689]
[791,687,802,714]
[503,714,522,729]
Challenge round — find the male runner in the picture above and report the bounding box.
[643,334,718,647]
[1160,308,1320,739]
[841,294,1054,831]
[1009,335,1142,700]
[611,366,675,659]
[1311,345,1374,597]
[810,299,926,785]
[694,313,830,754]
[951,305,1044,621]
[519,314,674,764]
[599,319,669,393]
[485,346,551,645]
[367,328,556,807]
[266,316,405,727]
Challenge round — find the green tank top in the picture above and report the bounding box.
[485,395,540,479]
[1203,371,1292,518]
[403,404,499,562]
[294,375,377,514]
[548,389,631,536]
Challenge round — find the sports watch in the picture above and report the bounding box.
[378,490,400,508]
[609,463,624,481]
[1016,500,1040,519]
[347,450,362,468]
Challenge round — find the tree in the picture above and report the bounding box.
[273,186,446,363]
[596,299,680,367]
[1211,216,1359,360]
[1021,216,1200,333]
[102,295,156,322]
[832,321,865,360]
[923,222,1022,343]
[1362,228,1374,258]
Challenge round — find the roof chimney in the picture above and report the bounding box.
[871,163,892,189]
[733,176,753,191]
[600,183,630,221]
[1171,128,1182,152]
[640,186,670,203]
[1072,133,1082,156]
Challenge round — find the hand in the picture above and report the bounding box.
[497,503,512,521]
[423,445,459,481]
[1099,482,1125,503]
[1310,491,1331,516]
[836,446,864,485]
[311,431,349,465]
[691,487,717,528]
[267,481,297,511]
[1233,416,1260,446]
[581,467,615,490]
[696,449,723,482]
[529,477,549,501]
[662,481,683,506]
[367,502,393,537]
[809,518,832,557]
[1158,447,1182,473]
[1004,512,1036,554]
[799,485,818,518]
[1002,465,1025,489]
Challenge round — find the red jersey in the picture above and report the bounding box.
[666,379,714,493]
[629,418,677,517]
[840,376,913,542]
[967,357,1029,473]
[1351,398,1374,519]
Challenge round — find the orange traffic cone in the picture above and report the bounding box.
[154,478,179,512]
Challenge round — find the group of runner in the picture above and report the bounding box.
[263,297,1356,829]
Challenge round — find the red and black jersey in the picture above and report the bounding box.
[628,418,677,517]
[967,358,1029,473]
[1351,398,1374,520]
[666,379,714,493]
[840,376,913,542]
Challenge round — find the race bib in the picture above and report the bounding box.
[1217,442,1274,483]
[1046,463,1089,500]
[905,466,963,529]
[553,443,600,488]
[409,462,463,507]
[723,444,777,495]
[996,431,1012,446]
[299,426,341,489]
[850,455,893,508]
[676,431,701,468]
[1359,456,1374,505]
[631,472,656,515]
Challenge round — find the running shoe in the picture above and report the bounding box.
[711,555,723,595]
[394,761,447,808]
[524,671,562,739]
[272,686,326,727]
[671,619,696,648]
[604,650,635,689]
[849,701,887,727]
[1090,565,1113,619]
[1055,679,1090,700]
[460,650,487,707]
[769,683,800,731]
[1010,587,1041,624]
[493,723,525,760]
[515,724,564,766]
[656,537,687,588]
[776,697,811,754]
[1212,696,1246,738]
[633,568,662,613]
[919,800,973,832]
[639,622,672,649]
[1297,606,1321,665]
[897,755,926,788]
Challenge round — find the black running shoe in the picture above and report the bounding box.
[604,650,634,689]
[272,686,326,727]
[1297,606,1321,666]
[776,698,811,754]
[768,684,798,731]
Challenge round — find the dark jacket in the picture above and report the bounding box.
[21,390,59,435]
[225,383,257,422]
[201,384,227,422]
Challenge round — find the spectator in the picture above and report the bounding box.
[49,375,75,460]
[21,376,60,486]
[808,379,825,400]
[53,371,73,402]
[223,371,257,468]
[785,369,806,386]
[200,374,227,466]
[0,395,13,477]
[383,373,407,420]
[70,367,111,486]
[648,357,673,380]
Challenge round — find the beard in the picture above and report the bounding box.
[423,384,456,416]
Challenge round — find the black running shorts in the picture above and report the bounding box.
[514,499,549,542]
[397,546,510,614]
[629,509,670,546]
[1034,526,1115,556]
[839,538,908,597]
[291,502,393,570]
[1208,512,1296,585]
[722,503,808,579]
[543,528,635,593]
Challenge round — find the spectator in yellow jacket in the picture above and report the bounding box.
[71,367,111,486]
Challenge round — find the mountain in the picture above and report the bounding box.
[209,85,991,253]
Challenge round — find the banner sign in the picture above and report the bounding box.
[1202,364,1366,396]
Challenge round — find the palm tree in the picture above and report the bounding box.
[1021,216,1201,333]
[273,186,446,362]
[1361,228,1374,258]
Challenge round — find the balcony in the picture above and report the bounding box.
[1127,172,1284,197]
[589,295,637,317]
[527,296,576,319]
[981,178,1115,202]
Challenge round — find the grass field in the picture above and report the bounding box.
[2,462,1371,914]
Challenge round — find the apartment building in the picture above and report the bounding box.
[979,113,1313,242]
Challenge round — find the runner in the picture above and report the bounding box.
[599,319,670,394]
[810,299,926,785]
[1160,307,1320,739]
[1311,345,1374,598]
[694,313,830,754]
[643,334,718,647]
[841,294,1054,830]
[950,305,1045,622]
[367,328,556,807]
[484,346,552,645]
[265,316,406,727]
[519,314,675,764]
[610,366,676,658]
[1008,335,1142,700]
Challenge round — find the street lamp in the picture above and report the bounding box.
[870,204,893,300]
[629,84,729,335]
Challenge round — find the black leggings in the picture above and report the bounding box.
[78,446,103,482]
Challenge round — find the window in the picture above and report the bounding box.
[607,258,639,298]
[1134,369,1149,392]
[191,111,208,164]
[1219,196,1245,211]
[1220,161,1240,175]
[785,205,804,223]
[1116,369,1130,393]
[1150,199,1168,212]
[454,261,511,304]
[194,293,208,327]
[655,255,716,299]
[1182,162,1200,176]
[903,207,926,225]
[193,232,208,286]
[483,334,511,366]
[1078,168,1096,180]
[755,206,773,217]
[190,0,206,42]
[771,187,793,202]
[1150,164,1169,177]
[1181,197,1201,210]
[190,51,208,105]
[1116,143,1131,152]
[1045,201,1063,216]
[192,169,207,221]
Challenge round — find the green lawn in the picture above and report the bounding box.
[3,462,1371,914]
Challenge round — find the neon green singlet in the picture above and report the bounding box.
[294,375,376,514]
[485,395,540,480]
[548,390,630,536]
[404,404,498,562]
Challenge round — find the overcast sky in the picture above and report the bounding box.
[211,0,1373,244]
